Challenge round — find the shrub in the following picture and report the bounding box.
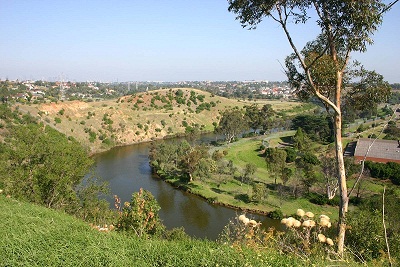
[219,214,268,249]
[284,147,297,163]
[252,182,268,202]
[306,193,327,205]
[365,161,400,185]
[268,209,283,220]
[163,227,190,241]
[116,188,165,237]
[278,209,334,257]
[102,138,111,145]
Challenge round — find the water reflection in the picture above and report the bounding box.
[153,177,175,213]
[180,197,210,230]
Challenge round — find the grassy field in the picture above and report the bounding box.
[0,194,326,267]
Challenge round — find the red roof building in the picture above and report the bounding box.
[353,138,400,163]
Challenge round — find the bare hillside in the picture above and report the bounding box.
[19,88,301,153]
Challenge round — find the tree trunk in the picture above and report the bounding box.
[334,104,349,256]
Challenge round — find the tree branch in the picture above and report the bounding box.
[381,0,399,14]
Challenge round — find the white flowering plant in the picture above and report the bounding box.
[218,213,273,249]
[277,209,335,258]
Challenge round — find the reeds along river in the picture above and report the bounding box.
[91,134,281,240]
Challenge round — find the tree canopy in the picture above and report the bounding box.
[216,108,248,143]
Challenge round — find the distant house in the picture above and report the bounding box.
[353,138,400,163]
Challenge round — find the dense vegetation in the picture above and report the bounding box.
[0,104,111,224]
[365,161,400,185]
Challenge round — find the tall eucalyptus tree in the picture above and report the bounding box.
[228,0,393,255]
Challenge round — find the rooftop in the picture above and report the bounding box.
[354,138,400,163]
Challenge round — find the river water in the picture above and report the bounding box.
[92,136,281,240]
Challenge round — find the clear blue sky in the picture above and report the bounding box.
[1,0,399,82]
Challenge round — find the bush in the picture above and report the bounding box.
[116,188,165,237]
[278,209,335,257]
[102,138,112,145]
[163,227,190,241]
[284,147,297,163]
[306,193,327,205]
[365,161,400,185]
[268,209,283,220]
[252,182,268,202]
[347,208,390,262]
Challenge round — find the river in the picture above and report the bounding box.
[92,135,281,240]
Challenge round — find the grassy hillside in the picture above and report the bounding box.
[0,194,308,267]
[18,88,303,153]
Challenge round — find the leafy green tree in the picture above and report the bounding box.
[292,128,309,151]
[245,104,263,133]
[281,167,293,185]
[215,108,248,143]
[260,104,276,132]
[228,0,392,254]
[75,178,111,224]
[356,124,367,133]
[346,189,400,263]
[284,147,297,163]
[150,140,215,183]
[0,112,108,221]
[241,163,257,184]
[292,115,332,142]
[345,68,392,119]
[252,182,268,202]
[383,124,400,139]
[265,148,287,185]
[296,152,321,194]
[149,141,179,175]
[179,145,210,182]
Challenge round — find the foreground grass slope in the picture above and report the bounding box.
[1,195,305,267]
